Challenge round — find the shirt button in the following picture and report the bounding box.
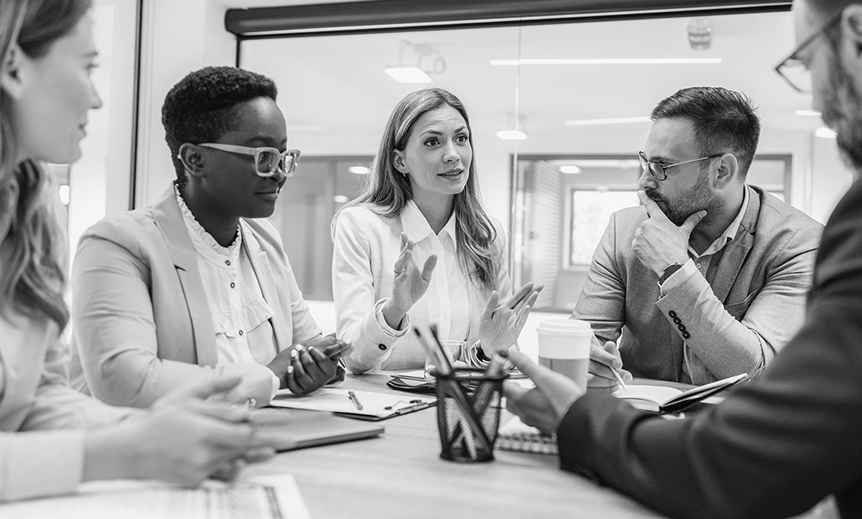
[238,330,244,336]
[230,282,236,289]
[696,263,702,269]
[225,260,231,266]
[378,343,387,351]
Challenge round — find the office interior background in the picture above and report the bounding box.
[73,0,846,326]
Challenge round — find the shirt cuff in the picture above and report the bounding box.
[373,298,411,338]
[659,258,697,296]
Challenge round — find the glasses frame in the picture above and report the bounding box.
[638,151,724,181]
[197,142,301,177]
[775,13,842,93]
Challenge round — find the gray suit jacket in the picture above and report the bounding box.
[574,185,822,384]
[69,186,321,407]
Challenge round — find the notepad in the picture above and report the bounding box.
[269,388,436,421]
[0,475,310,519]
[496,416,558,455]
[613,373,748,414]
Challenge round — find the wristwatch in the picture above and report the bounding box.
[658,263,683,285]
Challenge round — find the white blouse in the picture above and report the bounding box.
[176,189,280,397]
[332,201,514,373]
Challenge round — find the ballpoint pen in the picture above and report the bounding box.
[611,366,628,390]
[348,390,363,410]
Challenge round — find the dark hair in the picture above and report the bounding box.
[0,0,92,331]
[335,87,500,290]
[651,86,761,178]
[161,66,278,189]
[804,0,855,24]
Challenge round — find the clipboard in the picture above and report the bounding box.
[269,388,437,421]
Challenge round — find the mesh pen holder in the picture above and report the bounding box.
[434,370,507,463]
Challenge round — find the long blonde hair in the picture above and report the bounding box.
[0,0,92,330]
[334,88,500,290]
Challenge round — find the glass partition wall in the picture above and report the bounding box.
[239,5,825,310]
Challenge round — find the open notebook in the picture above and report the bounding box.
[496,374,748,455]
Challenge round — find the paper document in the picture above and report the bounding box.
[271,388,436,420]
[0,474,309,519]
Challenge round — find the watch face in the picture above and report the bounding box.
[659,263,683,284]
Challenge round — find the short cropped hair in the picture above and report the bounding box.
[161,66,277,187]
[651,86,761,178]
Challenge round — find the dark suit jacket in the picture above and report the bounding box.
[557,179,862,518]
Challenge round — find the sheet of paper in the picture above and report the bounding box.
[271,388,435,418]
[0,474,309,519]
[612,385,683,411]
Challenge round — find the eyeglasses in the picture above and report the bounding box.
[775,13,841,93]
[638,151,723,181]
[197,143,301,177]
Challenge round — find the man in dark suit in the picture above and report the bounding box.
[504,1,862,517]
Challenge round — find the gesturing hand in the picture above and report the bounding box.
[477,282,543,355]
[503,350,584,435]
[382,232,438,329]
[633,190,705,276]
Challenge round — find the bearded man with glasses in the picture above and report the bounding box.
[574,86,822,388]
[69,66,351,409]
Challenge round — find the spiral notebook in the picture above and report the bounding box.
[495,416,558,455]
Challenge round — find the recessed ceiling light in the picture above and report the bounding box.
[795,109,821,116]
[333,195,349,204]
[383,67,433,84]
[490,58,722,66]
[565,116,652,126]
[348,166,369,175]
[496,129,528,140]
[815,127,837,138]
[559,165,582,174]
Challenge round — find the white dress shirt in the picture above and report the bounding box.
[333,201,514,373]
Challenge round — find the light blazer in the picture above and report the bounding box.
[0,314,133,502]
[332,204,513,373]
[574,185,822,384]
[556,178,862,519]
[69,186,321,407]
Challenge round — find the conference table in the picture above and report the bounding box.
[245,372,840,519]
[245,373,677,519]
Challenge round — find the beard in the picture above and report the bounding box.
[820,52,862,171]
[645,169,716,227]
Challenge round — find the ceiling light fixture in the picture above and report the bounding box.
[496,129,528,141]
[565,116,652,126]
[348,166,369,175]
[490,58,722,66]
[559,165,582,174]
[795,109,821,116]
[384,40,446,84]
[815,127,837,139]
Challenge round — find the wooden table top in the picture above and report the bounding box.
[244,372,668,519]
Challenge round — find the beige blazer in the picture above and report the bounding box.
[69,186,321,407]
[574,185,822,384]
[0,313,132,502]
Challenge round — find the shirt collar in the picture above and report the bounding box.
[174,184,242,263]
[692,185,750,257]
[400,199,458,250]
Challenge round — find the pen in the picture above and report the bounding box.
[348,390,363,410]
[611,366,628,390]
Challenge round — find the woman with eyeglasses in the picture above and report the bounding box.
[69,66,350,409]
[0,0,282,502]
[331,88,542,374]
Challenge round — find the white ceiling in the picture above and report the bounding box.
[228,6,819,164]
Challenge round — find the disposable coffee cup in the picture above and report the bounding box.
[425,340,466,383]
[536,318,592,390]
